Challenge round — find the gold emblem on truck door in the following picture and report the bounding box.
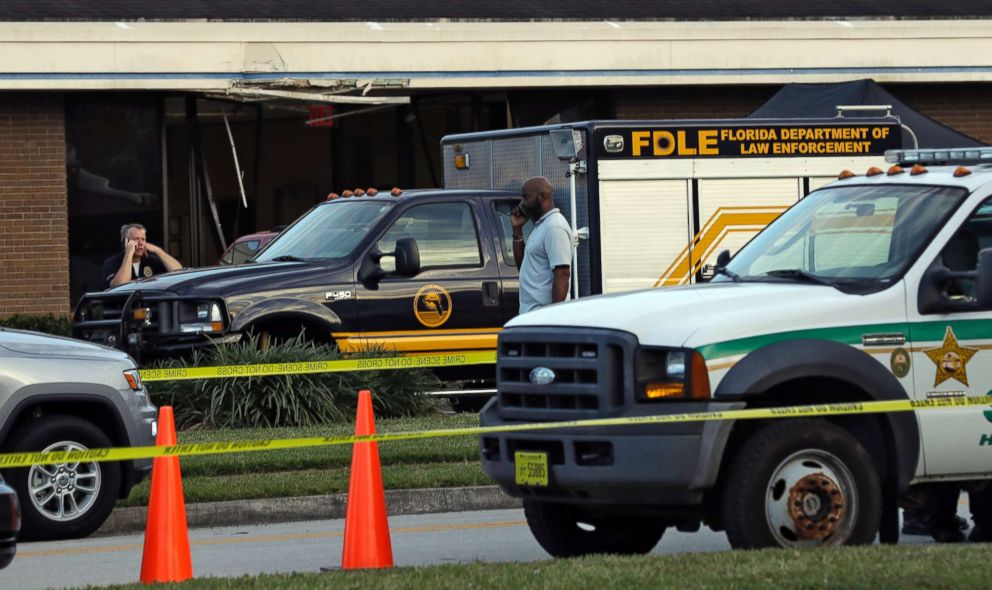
[413,284,452,328]
[924,326,979,387]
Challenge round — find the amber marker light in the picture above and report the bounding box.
[866,167,883,176]
[326,192,339,200]
[887,165,904,175]
[910,164,928,176]
[341,190,354,198]
[391,187,403,197]
[689,351,712,400]
[367,187,379,196]
[954,166,972,177]
[123,369,143,391]
[644,382,685,399]
[354,188,366,196]
[838,170,855,179]
[454,153,470,170]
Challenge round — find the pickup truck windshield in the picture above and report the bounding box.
[718,184,968,290]
[254,200,394,262]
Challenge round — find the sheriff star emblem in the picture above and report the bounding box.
[923,326,979,387]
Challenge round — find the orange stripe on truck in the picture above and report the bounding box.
[333,328,501,354]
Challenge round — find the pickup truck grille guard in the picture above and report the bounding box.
[496,327,638,421]
[73,291,217,362]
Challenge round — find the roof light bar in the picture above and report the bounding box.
[885,148,992,165]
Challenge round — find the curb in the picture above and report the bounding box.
[96,485,522,536]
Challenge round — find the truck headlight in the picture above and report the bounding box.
[180,302,224,333]
[635,348,711,401]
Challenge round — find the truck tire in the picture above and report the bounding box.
[523,500,665,557]
[721,419,881,549]
[2,415,121,541]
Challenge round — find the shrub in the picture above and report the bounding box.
[146,335,443,430]
[0,313,73,337]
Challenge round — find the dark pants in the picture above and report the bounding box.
[904,482,992,533]
[966,481,992,526]
[904,483,961,530]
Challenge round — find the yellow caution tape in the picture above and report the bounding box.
[138,350,497,382]
[0,396,988,469]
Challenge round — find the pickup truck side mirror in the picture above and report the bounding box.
[715,249,731,269]
[393,237,421,277]
[977,248,992,309]
[919,247,992,313]
[358,238,421,286]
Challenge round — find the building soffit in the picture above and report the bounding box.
[2,0,992,20]
[1,21,992,92]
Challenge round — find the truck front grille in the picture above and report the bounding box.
[496,328,636,421]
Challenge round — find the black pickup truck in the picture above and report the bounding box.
[73,189,524,381]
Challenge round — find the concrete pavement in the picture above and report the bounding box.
[97,485,521,536]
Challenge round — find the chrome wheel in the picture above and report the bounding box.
[764,449,857,547]
[27,441,102,522]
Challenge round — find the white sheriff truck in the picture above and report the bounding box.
[480,147,992,553]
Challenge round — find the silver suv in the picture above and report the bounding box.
[0,327,156,540]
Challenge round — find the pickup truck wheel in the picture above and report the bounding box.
[722,419,881,549]
[523,500,665,557]
[3,416,121,541]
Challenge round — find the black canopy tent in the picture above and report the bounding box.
[748,79,984,149]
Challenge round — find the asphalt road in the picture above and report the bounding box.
[5,506,967,590]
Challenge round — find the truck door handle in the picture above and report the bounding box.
[482,281,500,307]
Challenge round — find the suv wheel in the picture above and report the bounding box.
[3,416,120,541]
[523,500,665,557]
[721,419,881,549]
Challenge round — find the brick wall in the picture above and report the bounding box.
[0,94,69,318]
[614,86,779,120]
[890,83,992,145]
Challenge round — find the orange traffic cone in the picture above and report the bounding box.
[140,406,193,584]
[341,389,394,569]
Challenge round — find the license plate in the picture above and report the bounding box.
[514,451,549,487]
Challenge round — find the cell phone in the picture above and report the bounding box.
[511,204,527,218]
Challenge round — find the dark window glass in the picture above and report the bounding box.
[66,95,162,303]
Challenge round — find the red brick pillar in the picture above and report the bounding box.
[0,94,69,318]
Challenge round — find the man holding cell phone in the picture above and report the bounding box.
[102,223,183,289]
[511,176,572,314]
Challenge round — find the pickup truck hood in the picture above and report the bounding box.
[506,281,903,354]
[0,328,131,362]
[105,260,350,296]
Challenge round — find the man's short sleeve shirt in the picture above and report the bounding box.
[518,208,572,314]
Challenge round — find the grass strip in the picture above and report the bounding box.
[120,461,490,506]
[91,544,992,589]
[172,414,481,477]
